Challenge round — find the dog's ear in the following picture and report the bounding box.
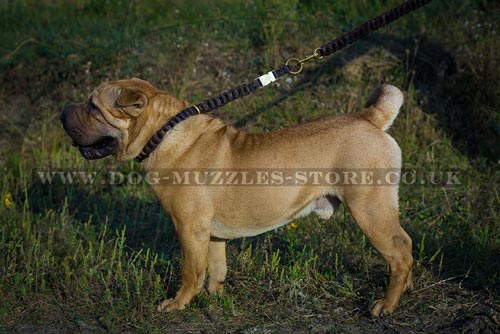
[116,88,148,116]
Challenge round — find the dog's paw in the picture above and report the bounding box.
[157,298,187,313]
[371,299,396,318]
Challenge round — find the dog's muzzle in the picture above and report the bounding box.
[60,104,120,160]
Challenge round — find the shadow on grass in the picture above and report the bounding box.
[25,176,179,259]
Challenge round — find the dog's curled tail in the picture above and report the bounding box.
[361,84,403,131]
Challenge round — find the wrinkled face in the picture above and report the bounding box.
[60,78,159,160]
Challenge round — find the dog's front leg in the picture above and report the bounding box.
[157,218,210,312]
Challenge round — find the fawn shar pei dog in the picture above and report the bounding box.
[60,78,413,317]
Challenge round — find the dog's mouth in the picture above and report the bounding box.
[76,136,119,160]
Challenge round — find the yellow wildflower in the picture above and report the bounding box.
[4,192,13,208]
[286,221,299,230]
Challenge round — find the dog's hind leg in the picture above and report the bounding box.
[157,217,211,312]
[207,238,227,295]
[344,186,413,317]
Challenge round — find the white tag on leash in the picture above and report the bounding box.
[258,71,277,87]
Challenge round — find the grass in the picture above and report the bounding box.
[1,0,499,332]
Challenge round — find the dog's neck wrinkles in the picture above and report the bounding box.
[122,108,164,159]
[134,95,200,162]
[129,93,190,161]
[140,115,226,169]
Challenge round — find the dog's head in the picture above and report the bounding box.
[60,78,187,161]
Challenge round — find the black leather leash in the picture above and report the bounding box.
[135,0,433,162]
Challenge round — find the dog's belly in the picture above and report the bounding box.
[210,195,340,239]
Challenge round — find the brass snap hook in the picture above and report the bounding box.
[285,58,304,75]
[285,48,323,75]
